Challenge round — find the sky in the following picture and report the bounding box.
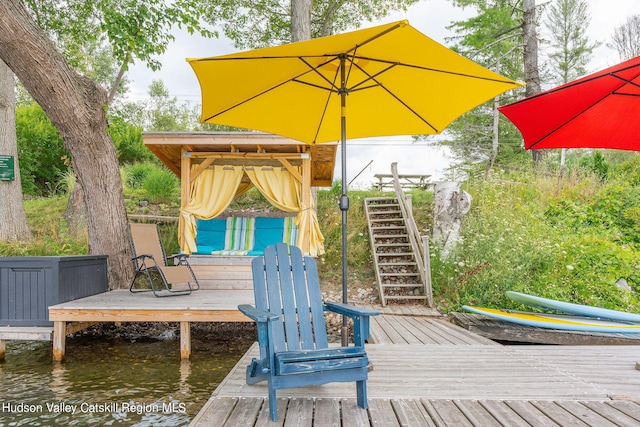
[126,0,639,188]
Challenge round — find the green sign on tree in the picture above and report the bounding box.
[0,155,15,181]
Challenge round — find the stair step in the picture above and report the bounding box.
[376,252,414,257]
[370,218,404,223]
[379,262,417,267]
[384,295,427,301]
[374,242,411,247]
[367,202,400,209]
[372,226,406,231]
[373,231,408,235]
[380,272,420,278]
[381,283,423,288]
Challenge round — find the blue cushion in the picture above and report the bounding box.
[254,217,285,252]
[196,218,227,251]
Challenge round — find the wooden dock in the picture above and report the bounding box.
[451,312,640,345]
[192,308,640,426]
[48,289,254,361]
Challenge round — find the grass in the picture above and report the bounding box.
[4,160,640,316]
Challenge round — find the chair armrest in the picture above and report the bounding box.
[324,302,379,318]
[238,304,279,323]
[167,253,189,261]
[324,302,378,346]
[131,253,154,261]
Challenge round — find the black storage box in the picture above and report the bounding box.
[0,255,108,326]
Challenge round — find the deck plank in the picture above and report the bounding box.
[504,400,559,427]
[425,400,473,427]
[453,400,503,426]
[226,397,263,426]
[368,398,400,426]
[283,398,314,427]
[341,398,371,427]
[530,400,590,426]
[554,401,619,427]
[478,400,531,427]
[313,398,341,426]
[190,396,237,426]
[391,399,437,427]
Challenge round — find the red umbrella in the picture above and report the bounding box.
[498,55,640,150]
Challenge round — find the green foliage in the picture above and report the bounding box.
[205,0,419,49]
[107,115,155,163]
[431,169,640,314]
[544,0,599,85]
[142,168,180,203]
[97,0,215,72]
[0,196,87,256]
[316,182,403,288]
[15,102,70,196]
[443,0,527,165]
[122,162,158,189]
[578,150,609,180]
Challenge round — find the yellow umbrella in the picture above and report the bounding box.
[187,20,521,322]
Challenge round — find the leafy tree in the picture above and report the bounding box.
[608,14,640,61]
[145,80,198,131]
[0,60,31,241]
[15,102,69,195]
[203,0,419,49]
[444,0,528,168]
[544,0,598,85]
[0,0,214,288]
[543,0,598,169]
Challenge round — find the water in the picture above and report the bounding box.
[0,328,253,426]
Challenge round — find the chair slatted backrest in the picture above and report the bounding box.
[252,243,329,354]
[130,223,167,267]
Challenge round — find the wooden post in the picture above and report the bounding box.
[180,321,191,359]
[179,149,191,250]
[301,152,312,255]
[0,339,5,361]
[52,321,66,362]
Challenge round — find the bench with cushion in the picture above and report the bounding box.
[193,216,298,256]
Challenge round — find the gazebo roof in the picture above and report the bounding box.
[143,131,337,187]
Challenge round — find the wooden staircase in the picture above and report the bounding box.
[364,197,428,306]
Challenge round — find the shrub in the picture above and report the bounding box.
[122,162,158,189]
[142,168,179,203]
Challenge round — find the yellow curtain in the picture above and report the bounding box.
[245,167,325,256]
[179,165,244,253]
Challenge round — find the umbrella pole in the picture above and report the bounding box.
[338,55,350,347]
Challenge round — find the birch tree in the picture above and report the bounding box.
[608,14,640,61]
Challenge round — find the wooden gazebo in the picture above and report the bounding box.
[142,131,337,256]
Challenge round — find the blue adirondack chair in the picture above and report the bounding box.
[238,243,379,421]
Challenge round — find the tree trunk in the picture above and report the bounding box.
[0,0,132,289]
[63,178,88,239]
[291,0,312,42]
[0,59,31,242]
[523,0,545,164]
[432,181,472,259]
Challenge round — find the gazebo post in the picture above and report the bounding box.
[301,152,312,254]
[180,149,191,251]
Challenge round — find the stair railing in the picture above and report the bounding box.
[390,163,433,307]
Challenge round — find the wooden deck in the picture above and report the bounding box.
[47,289,254,361]
[192,307,640,426]
[192,397,640,426]
[452,312,640,345]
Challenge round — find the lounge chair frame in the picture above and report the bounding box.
[129,223,199,297]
